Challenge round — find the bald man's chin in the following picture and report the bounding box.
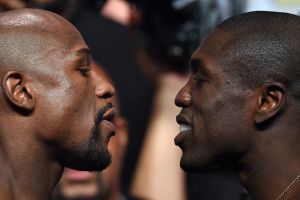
[81,147,112,172]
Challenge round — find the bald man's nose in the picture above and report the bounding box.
[95,80,115,99]
[175,85,192,108]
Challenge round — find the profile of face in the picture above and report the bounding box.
[55,114,128,200]
[174,29,255,171]
[19,11,117,171]
[53,63,128,200]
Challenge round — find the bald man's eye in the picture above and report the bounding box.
[78,66,91,77]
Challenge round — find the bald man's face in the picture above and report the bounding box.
[174,29,255,171]
[52,64,128,200]
[30,14,116,171]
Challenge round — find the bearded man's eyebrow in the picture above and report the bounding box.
[190,58,210,78]
[74,48,91,65]
[75,48,90,55]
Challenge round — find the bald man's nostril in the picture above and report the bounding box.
[95,82,115,99]
[106,83,115,98]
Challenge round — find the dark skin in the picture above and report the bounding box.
[0,9,116,200]
[55,62,128,200]
[175,27,300,200]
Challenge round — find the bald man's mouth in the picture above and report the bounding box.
[101,107,116,136]
[92,103,116,142]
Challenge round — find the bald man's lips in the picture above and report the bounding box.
[101,108,116,136]
[101,120,116,135]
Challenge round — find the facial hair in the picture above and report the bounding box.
[81,103,113,171]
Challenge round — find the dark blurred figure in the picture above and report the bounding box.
[0,0,78,15]
[127,0,245,79]
[0,0,26,11]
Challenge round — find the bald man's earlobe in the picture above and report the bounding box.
[2,71,35,112]
[254,82,286,124]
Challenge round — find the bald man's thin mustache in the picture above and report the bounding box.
[92,102,113,140]
[95,102,113,125]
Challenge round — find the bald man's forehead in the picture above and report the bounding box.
[0,9,85,45]
[0,26,84,61]
[0,14,88,77]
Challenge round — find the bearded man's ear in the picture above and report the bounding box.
[2,71,35,112]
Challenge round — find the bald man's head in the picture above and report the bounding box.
[0,9,116,172]
[0,9,87,78]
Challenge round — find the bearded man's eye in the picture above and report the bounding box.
[78,66,91,77]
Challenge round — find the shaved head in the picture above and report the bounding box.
[0,8,116,199]
[0,9,86,79]
[213,12,300,100]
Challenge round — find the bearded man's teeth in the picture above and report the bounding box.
[180,124,192,132]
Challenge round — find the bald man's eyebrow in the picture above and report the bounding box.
[75,48,91,65]
[75,48,90,56]
[190,58,210,78]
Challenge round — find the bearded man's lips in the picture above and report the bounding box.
[100,107,116,137]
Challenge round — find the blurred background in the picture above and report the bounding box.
[1,0,299,200]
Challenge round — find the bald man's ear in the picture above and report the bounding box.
[254,82,286,124]
[2,71,35,112]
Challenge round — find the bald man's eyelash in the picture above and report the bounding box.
[78,66,91,77]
